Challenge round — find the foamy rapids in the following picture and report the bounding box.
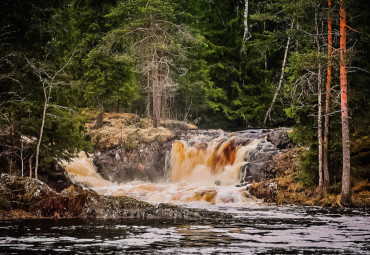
[63,138,262,206]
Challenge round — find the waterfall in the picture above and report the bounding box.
[169,138,259,185]
[64,132,268,206]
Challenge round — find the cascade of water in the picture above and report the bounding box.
[64,133,264,206]
[169,138,259,186]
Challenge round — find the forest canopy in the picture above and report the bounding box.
[0,0,369,201]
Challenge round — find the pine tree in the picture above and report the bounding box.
[340,0,351,204]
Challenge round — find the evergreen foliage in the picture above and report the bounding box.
[0,0,368,188]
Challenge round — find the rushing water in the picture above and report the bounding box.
[63,138,261,205]
[3,132,367,254]
[0,206,369,254]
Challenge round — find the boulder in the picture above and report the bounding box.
[267,128,294,149]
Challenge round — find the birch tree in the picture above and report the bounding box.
[241,0,251,51]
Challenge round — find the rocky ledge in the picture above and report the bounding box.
[0,173,232,220]
[86,112,295,184]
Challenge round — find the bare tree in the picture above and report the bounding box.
[263,21,294,127]
[27,52,75,179]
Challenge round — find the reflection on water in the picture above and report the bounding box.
[1,206,369,254]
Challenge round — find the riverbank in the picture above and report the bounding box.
[0,173,232,221]
[246,148,370,208]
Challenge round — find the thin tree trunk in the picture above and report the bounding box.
[315,9,323,192]
[160,67,167,121]
[29,155,33,178]
[323,0,332,190]
[21,138,24,177]
[149,12,160,127]
[263,21,293,127]
[146,68,151,118]
[152,53,160,127]
[241,0,251,51]
[340,0,351,204]
[34,88,50,179]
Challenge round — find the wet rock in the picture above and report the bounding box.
[0,173,56,211]
[93,141,172,183]
[0,174,233,221]
[86,195,229,220]
[39,162,73,192]
[240,140,278,182]
[267,128,294,149]
[87,114,294,185]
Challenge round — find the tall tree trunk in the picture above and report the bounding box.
[152,52,160,127]
[323,0,332,190]
[263,21,293,127]
[340,0,351,204]
[149,12,161,128]
[315,9,323,192]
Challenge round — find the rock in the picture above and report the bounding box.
[0,174,233,221]
[93,141,171,183]
[267,128,294,149]
[240,139,278,182]
[39,162,73,192]
[92,112,104,129]
[0,173,56,211]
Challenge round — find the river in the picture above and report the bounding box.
[0,205,369,254]
[1,131,368,254]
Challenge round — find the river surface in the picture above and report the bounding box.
[1,205,369,254]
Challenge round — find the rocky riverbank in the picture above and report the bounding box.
[246,148,370,208]
[0,173,232,220]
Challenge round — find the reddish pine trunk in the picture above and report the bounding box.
[340,0,351,204]
[323,0,332,191]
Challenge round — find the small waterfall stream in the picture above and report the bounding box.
[64,130,268,206]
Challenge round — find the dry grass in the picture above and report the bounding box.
[0,209,35,220]
[86,113,196,150]
[251,147,370,208]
